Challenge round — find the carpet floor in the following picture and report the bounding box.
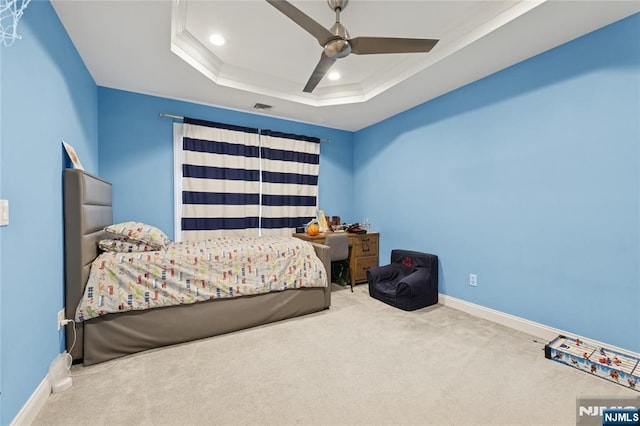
[33,284,636,425]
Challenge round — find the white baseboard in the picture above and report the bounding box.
[438,293,640,358]
[10,375,50,426]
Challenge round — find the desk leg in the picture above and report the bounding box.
[347,246,355,292]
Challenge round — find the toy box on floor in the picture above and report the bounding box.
[545,335,639,392]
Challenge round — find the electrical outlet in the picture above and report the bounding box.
[469,273,478,287]
[57,309,65,331]
[0,199,8,226]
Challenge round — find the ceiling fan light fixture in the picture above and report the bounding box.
[324,38,351,58]
[208,33,226,46]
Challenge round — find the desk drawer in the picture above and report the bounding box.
[351,235,378,258]
[354,256,378,283]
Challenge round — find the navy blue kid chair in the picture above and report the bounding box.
[367,250,438,311]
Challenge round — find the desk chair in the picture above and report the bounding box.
[324,233,351,291]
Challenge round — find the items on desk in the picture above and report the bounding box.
[297,212,368,235]
[306,223,320,236]
[317,210,331,232]
[346,223,366,234]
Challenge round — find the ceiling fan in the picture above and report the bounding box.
[265,0,439,93]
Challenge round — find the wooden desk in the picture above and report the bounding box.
[293,232,379,290]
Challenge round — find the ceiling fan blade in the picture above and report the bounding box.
[265,0,336,47]
[350,37,439,55]
[303,52,337,93]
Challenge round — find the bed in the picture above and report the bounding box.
[63,169,331,365]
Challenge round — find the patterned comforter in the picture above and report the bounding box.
[76,237,327,321]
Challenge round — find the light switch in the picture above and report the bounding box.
[0,200,8,226]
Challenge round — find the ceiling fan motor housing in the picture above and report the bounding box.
[325,0,351,58]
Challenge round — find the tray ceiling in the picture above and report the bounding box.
[51,1,640,131]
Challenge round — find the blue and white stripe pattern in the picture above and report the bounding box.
[259,130,319,237]
[181,118,261,240]
[180,118,319,240]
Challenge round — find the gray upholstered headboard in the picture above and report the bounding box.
[63,169,113,361]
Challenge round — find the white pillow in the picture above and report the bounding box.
[104,221,171,249]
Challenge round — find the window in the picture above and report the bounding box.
[174,118,320,241]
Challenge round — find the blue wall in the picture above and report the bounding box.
[0,34,4,426]
[0,1,99,424]
[353,13,640,352]
[97,88,355,239]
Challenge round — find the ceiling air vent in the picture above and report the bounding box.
[253,103,273,111]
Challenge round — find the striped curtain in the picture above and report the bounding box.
[259,130,320,237]
[179,118,319,240]
[181,118,261,240]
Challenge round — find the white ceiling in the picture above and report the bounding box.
[51,0,639,132]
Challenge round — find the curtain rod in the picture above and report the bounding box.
[160,112,184,120]
[159,112,331,143]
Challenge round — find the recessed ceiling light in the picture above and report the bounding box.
[208,34,226,46]
[328,72,341,81]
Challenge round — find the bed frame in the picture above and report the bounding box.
[63,169,331,365]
